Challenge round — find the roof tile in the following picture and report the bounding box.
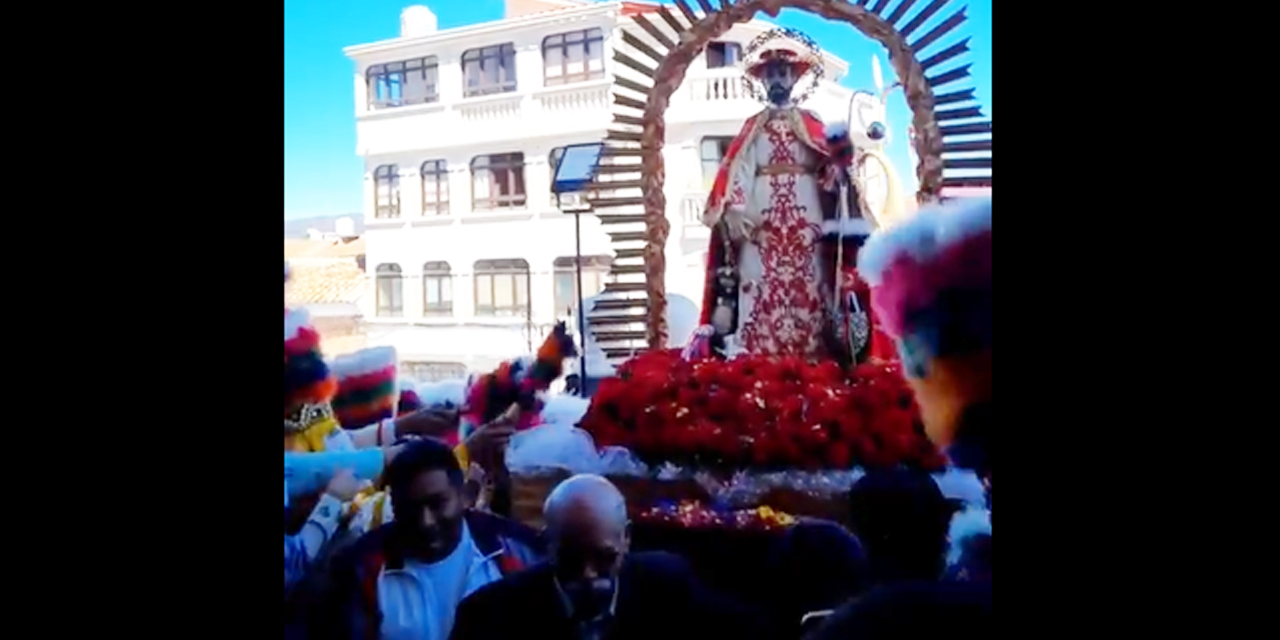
[284,237,365,259]
[286,260,365,305]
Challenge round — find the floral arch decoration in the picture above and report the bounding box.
[584,0,992,350]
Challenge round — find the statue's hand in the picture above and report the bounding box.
[723,208,755,243]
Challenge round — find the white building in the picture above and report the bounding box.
[342,0,868,377]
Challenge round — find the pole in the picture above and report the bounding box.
[573,205,587,397]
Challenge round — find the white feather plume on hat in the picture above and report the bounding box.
[824,121,849,140]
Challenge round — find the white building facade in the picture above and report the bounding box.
[343,1,860,377]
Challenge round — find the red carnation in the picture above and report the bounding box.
[578,350,935,472]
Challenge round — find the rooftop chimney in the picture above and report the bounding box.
[400,5,438,38]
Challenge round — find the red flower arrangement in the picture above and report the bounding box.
[579,351,945,472]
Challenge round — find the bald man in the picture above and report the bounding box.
[450,474,760,640]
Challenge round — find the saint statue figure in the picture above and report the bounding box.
[697,33,894,364]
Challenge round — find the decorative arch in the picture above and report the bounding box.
[584,0,991,352]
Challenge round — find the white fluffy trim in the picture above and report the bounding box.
[824,121,850,140]
[539,393,591,428]
[821,217,874,237]
[416,378,468,408]
[330,346,398,379]
[858,196,992,286]
[284,308,311,341]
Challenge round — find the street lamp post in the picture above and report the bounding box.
[550,143,605,397]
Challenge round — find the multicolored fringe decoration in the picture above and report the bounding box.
[330,346,399,429]
[285,307,336,415]
[462,322,578,434]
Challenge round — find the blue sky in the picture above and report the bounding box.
[284,0,991,220]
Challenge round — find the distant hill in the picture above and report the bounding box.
[284,214,364,238]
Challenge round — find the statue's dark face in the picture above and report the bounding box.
[762,59,797,106]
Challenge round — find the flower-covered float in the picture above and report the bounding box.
[499,21,987,523]
[505,348,966,531]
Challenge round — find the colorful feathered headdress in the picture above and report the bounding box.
[462,322,578,435]
[858,197,991,375]
[284,307,337,417]
[329,346,399,429]
[857,197,991,450]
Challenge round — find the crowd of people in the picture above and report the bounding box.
[284,196,992,640]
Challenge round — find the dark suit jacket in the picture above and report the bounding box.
[804,580,992,640]
[449,551,761,640]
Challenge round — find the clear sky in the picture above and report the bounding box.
[284,0,991,220]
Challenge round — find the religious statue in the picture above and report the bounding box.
[696,29,894,365]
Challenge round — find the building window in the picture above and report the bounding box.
[462,43,517,97]
[421,160,449,215]
[374,165,400,218]
[553,255,612,318]
[474,258,531,318]
[422,261,453,317]
[367,57,439,109]
[471,153,527,210]
[699,137,733,189]
[706,41,742,69]
[550,146,567,177]
[543,28,605,86]
[375,263,404,317]
[549,146,576,189]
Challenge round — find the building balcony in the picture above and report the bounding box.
[667,70,761,124]
[356,68,853,158]
[670,71,856,127]
[357,80,613,156]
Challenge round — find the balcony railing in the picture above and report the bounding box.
[358,81,612,154]
[677,191,711,242]
[686,74,749,103]
[534,82,611,114]
[680,192,706,226]
[456,94,523,122]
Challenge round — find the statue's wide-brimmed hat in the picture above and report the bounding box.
[744,45,817,79]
